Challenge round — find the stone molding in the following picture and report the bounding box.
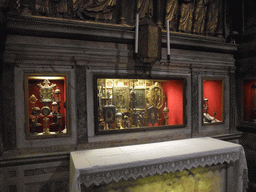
[6,14,238,54]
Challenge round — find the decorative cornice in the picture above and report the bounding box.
[6,14,238,54]
[0,152,70,167]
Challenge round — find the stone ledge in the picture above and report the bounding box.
[0,132,242,166]
[6,14,238,54]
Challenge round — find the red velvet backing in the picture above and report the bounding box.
[243,80,256,121]
[28,78,66,131]
[203,80,223,121]
[161,80,183,125]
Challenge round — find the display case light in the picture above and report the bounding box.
[28,76,64,80]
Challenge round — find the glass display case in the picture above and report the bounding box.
[243,79,256,123]
[202,79,224,125]
[24,73,70,139]
[94,77,186,134]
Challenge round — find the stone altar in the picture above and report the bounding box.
[70,137,248,192]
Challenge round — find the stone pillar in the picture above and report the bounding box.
[229,68,236,133]
[75,64,88,143]
[0,0,10,152]
[191,67,200,135]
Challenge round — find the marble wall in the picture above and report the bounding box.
[0,6,242,191]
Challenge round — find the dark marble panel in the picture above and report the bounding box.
[191,69,199,134]
[75,65,87,143]
[8,185,17,192]
[1,63,16,150]
[229,71,236,132]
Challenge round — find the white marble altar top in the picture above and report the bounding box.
[70,137,248,191]
[72,137,240,171]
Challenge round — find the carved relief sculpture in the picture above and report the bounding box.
[74,0,117,20]
[34,0,68,17]
[193,0,207,34]
[35,0,50,15]
[54,0,68,17]
[166,0,178,31]
[193,0,220,35]
[205,0,220,36]
[137,0,153,19]
[178,0,195,33]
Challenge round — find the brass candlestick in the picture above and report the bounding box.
[163,102,169,126]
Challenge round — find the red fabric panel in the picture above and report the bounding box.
[28,78,66,131]
[243,80,256,121]
[203,80,223,121]
[161,80,183,125]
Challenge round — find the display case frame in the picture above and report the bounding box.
[24,73,70,140]
[93,73,188,135]
[201,77,225,126]
[240,78,256,124]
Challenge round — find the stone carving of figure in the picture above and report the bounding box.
[73,0,82,15]
[35,0,50,15]
[137,0,153,19]
[74,0,117,20]
[205,0,220,35]
[193,0,220,35]
[166,0,178,31]
[55,0,68,17]
[178,0,195,33]
[193,0,207,34]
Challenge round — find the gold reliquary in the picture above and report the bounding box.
[24,73,70,139]
[95,77,186,134]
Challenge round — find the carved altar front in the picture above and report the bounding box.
[70,137,248,192]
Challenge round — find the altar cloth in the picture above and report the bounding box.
[70,137,248,192]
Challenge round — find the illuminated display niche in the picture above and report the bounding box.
[95,77,185,134]
[243,79,256,122]
[202,79,224,125]
[25,74,70,139]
